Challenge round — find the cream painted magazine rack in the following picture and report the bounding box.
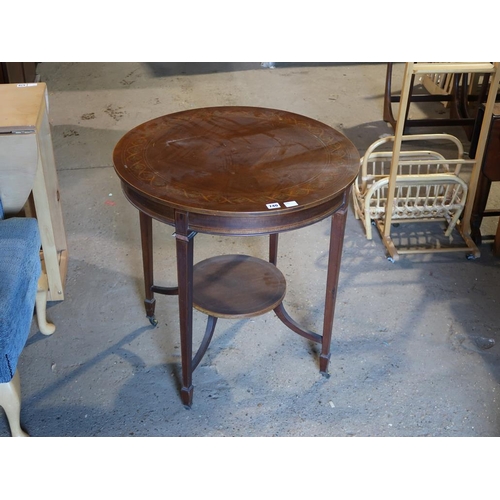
[353,62,500,261]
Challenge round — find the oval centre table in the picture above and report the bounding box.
[113,106,360,408]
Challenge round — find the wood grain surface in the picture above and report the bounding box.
[113,106,359,217]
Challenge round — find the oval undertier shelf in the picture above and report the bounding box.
[192,254,286,319]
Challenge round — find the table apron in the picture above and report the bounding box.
[121,182,350,236]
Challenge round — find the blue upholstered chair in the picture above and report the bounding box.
[0,198,55,437]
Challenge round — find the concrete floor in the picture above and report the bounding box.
[3,62,500,437]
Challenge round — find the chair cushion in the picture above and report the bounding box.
[0,217,41,383]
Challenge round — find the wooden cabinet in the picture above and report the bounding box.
[0,82,67,301]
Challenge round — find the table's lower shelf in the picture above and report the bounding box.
[193,254,286,319]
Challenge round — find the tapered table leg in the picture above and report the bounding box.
[470,174,491,245]
[269,233,279,265]
[139,211,157,326]
[320,195,349,374]
[175,211,195,408]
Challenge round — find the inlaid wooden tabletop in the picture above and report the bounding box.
[113,106,360,219]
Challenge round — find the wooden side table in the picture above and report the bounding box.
[0,82,67,301]
[113,106,360,407]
